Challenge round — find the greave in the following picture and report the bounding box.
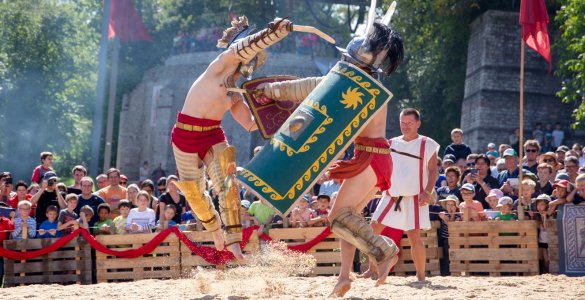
[208,144,242,246]
[330,207,399,263]
[172,144,220,232]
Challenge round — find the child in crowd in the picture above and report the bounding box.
[486,142,499,158]
[58,194,79,235]
[438,195,461,276]
[484,189,503,220]
[11,200,37,240]
[78,205,93,230]
[495,197,518,221]
[536,163,554,195]
[181,209,201,231]
[126,191,155,233]
[290,195,314,228]
[113,200,132,234]
[568,174,585,205]
[458,183,485,221]
[532,194,552,273]
[155,204,177,232]
[94,203,114,235]
[514,179,536,220]
[548,179,571,213]
[308,194,331,227]
[240,200,259,228]
[38,205,60,238]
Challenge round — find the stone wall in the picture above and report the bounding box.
[117,51,324,180]
[461,10,580,152]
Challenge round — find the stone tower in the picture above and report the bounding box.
[461,10,579,152]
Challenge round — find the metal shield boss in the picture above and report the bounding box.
[237,61,393,216]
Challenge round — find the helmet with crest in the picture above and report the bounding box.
[217,16,267,78]
[337,1,404,77]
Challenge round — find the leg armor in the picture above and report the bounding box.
[330,207,399,264]
[172,144,221,232]
[208,143,242,246]
[262,77,323,102]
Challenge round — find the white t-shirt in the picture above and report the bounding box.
[552,130,564,148]
[126,208,155,232]
[387,135,440,197]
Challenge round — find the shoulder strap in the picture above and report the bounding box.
[419,136,427,194]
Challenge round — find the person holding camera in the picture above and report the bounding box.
[461,154,500,209]
[30,171,66,228]
[0,172,16,204]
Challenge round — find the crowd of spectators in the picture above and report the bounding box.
[170,29,339,58]
[0,123,581,278]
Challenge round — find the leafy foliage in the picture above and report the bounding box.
[555,0,585,127]
[0,1,100,180]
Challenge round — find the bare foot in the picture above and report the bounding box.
[227,243,245,261]
[375,254,399,287]
[211,230,225,251]
[328,277,352,298]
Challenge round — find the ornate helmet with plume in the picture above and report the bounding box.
[217,15,267,78]
[337,1,404,77]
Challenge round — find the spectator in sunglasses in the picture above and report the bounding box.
[522,140,541,174]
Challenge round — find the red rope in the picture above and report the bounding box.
[258,227,332,252]
[0,226,330,263]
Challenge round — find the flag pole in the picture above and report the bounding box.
[518,38,525,220]
[90,0,111,177]
[103,36,120,171]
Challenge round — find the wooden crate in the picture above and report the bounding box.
[95,233,180,283]
[179,230,260,275]
[393,221,441,276]
[545,219,559,274]
[3,237,92,287]
[448,221,539,276]
[267,227,341,276]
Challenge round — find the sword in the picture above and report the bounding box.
[292,25,336,44]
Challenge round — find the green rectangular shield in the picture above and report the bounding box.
[237,61,393,216]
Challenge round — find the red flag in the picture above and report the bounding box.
[108,0,152,42]
[520,0,551,72]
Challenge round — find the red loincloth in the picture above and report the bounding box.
[170,112,227,159]
[328,137,392,191]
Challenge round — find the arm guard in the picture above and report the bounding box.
[232,18,293,64]
[263,77,324,102]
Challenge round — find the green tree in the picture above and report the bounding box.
[0,1,100,180]
[555,0,585,127]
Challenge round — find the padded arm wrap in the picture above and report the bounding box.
[232,20,292,63]
[263,77,324,102]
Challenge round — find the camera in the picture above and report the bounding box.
[48,179,56,187]
[4,177,12,185]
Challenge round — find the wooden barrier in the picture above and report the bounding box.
[95,233,181,283]
[393,221,441,276]
[179,230,260,275]
[545,219,559,274]
[448,221,539,276]
[267,227,340,276]
[3,237,92,287]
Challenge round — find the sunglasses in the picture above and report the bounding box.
[120,181,128,184]
[158,188,166,192]
[466,162,475,167]
[543,159,555,163]
[525,149,538,153]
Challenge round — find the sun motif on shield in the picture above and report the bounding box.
[340,87,363,110]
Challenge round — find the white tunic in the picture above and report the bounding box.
[387,135,440,197]
[372,135,439,231]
